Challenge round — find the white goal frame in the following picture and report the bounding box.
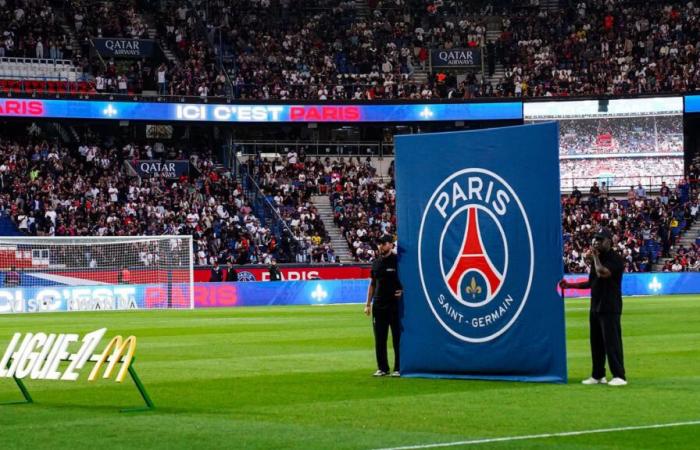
[0,235,194,311]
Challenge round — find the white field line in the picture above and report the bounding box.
[373,420,700,450]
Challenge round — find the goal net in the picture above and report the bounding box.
[0,236,193,314]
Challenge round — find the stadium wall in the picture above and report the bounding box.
[0,280,369,313]
[2,273,699,314]
[561,272,700,297]
[12,265,695,285]
[193,265,371,282]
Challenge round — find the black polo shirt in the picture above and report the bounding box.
[589,251,625,314]
[370,253,402,309]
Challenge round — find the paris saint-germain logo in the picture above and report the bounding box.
[237,271,257,281]
[418,168,534,343]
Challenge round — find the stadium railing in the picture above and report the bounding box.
[561,174,685,193]
[235,157,298,254]
[232,140,389,157]
[1,88,692,104]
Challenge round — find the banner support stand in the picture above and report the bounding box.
[0,376,34,405]
[0,359,33,405]
[120,358,156,413]
[1,357,154,412]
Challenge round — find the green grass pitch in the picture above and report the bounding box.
[0,295,698,449]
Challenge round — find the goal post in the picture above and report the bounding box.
[0,236,194,313]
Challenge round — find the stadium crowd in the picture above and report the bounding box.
[495,0,700,97]
[317,154,698,273]
[154,1,229,97]
[243,151,337,263]
[563,177,697,273]
[5,0,700,274]
[68,0,165,95]
[558,116,683,156]
[0,131,296,267]
[234,143,700,273]
[0,0,72,60]
[2,126,699,273]
[3,0,700,100]
[560,157,684,190]
[328,157,396,262]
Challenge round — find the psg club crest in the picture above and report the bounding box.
[418,169,534,342]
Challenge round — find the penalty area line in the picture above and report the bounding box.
[373,420,700,450]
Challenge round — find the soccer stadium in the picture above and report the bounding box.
[1,0,700,449]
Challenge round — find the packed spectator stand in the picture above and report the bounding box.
[1,121,699,273]
[558,116,683,156]
[0,0,72,61]
[0,129,297,268]
[496,0,700,98]
[563,177,699,273]
[329,157,396,262]
[3,0,700,274]
[2,1,700,99]
[242,151,337,263]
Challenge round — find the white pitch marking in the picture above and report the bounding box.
[373,420,700,450]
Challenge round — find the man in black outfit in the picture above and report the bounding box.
[560,229,627,386]
[364,235,403,377]
[226,265,238,282]
[268,259,282,281]
[209,262,224,282]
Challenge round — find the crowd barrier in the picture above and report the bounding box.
[561,272,700,298]
[1,273,696,313]
[194,279,369,308]
[193,265,371,282]
[0,280,370,313]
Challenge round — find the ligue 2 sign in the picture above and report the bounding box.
[0,328,136,383]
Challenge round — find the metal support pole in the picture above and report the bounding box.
[1,357,154,412]
[120,358,156,413]
[0,377,34,405]
[0,359,33,405]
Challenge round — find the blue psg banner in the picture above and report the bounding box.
[394,123,566,383]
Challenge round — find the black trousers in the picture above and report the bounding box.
[372,304,400,373]
[590,311,626,380]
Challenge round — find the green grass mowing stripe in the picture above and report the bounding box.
[0,295,698,449]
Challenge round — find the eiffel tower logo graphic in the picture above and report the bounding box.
[445,207,504,302]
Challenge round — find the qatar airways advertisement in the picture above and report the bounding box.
[0,98,522,122]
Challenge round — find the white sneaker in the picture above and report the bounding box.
[372,370,388,377]
[608,377,628,386]
[390,371,401,377]
[581,377,607,385]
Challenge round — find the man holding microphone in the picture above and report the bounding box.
[560,229,627,386]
